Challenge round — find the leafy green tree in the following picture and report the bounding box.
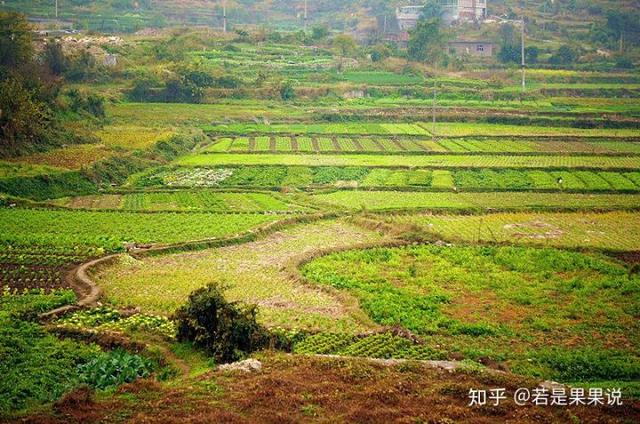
[0,12,33,70]
[280,81,296,101]
[0,78,49,154]
[370,44,391,62]
[549,45,578,65]
[311,26,329,41]
[332,34,358,56]
[407,19,444,63]
[421,0,443,20]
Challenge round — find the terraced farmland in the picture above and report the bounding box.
[381,211,640,251]
[177,153,640,169]
[205,136,640,155]
[3,19,640,422]
[52,191,308,213]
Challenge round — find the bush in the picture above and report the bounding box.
[173,283,269,363]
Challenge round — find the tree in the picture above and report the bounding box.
[43,42,68,76]
[370,44,391,62]
[332,34,357,56]
[0,78,49,154]
[407,19,444,63]
[0,12,33,70]
[421,0,443,20]
[549,45,578,65]
[311,26,329,41]
[280,81,295,101]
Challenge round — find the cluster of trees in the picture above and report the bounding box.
[0,13,105,157]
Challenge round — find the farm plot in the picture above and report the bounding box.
[0,244,92,292]
[142,167,640,192]
[97,125,174,150]
[588,141,640,154]
[426,122,640,138]
[204,138,235,152]
[451,169,640,191]
[312,191,640,211]
[385,211,640,251]
[55,191,305,213]
[301,245,640,386]
[0,161,66,179]
[177,153,640,169]
[92,220,383,331]
[0,208,280,253]
[5,145,116,170]
[204,122,431,136]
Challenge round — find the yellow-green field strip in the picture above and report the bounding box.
[177,153,640,170]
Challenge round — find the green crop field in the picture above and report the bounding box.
[301,245,640,386]
[0,208,280,253]
[178,153,640,169]
[205,136,640,154]
[384,211,640,251]
[52,191,307,213]
[312,191,640,211]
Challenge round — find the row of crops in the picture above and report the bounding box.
[204,122,640,138]
[0,209,281,253]
[385,211,640,251]
[55,191,307,213]
[140,166,640,192]
[312,191,640,211]
[0,207,284,291]
[178,153,640,169]
[205,137,640,155]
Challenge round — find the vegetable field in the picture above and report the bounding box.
[301,245,640,385]
[177,153,640,169]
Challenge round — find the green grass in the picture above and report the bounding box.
[177,153,640,169]
[301,245,640,385]
[0,161,66,179]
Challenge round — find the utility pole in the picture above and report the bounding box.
[304,0,308,32]
[521,15,526,93]
[432,79,437,140]
[223,0,227,33]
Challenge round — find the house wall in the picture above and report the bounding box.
[448,42,494,57]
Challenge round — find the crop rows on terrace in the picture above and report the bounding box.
[204,122,640,138]
[0,244,97,292]
[0,208,281,253]
[312,191,640,211]
[178,153,640,169]
[384,211,640,251]
[205,137,640,155]
[56,191,307,213]
[142,166,640,192]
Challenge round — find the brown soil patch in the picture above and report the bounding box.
[21,353,640,424]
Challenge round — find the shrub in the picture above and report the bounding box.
[173,283,269,363]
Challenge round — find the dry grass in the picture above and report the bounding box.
[25,353,640,423]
